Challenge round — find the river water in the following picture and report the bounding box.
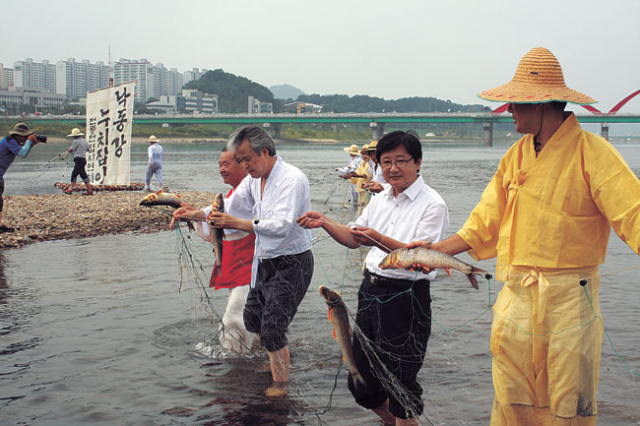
[1,140,640,425]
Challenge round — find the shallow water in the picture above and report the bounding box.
[1,141,640,425]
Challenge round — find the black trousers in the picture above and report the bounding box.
[348,271,432,419]
[71,157,88,182]
[243,250,314,352]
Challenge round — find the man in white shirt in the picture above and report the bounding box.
[298,131,449,426]
[208,125,315,397]
[145,135,163,192]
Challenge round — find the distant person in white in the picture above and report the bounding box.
[145,135,163,192]
[336,144,362,204]
[207,125,315,397]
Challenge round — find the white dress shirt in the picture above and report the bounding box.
[226,155,315,285]
[354,176,449,281]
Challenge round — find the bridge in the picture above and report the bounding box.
[15,112,640,146]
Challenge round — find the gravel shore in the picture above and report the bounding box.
[0,191,214,249]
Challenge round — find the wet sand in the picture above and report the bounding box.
[0,191,213,249]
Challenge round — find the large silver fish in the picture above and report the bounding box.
[207,193,224,276]
[318,285,366,388]
[139,190,183,209]
[378,247,488,290]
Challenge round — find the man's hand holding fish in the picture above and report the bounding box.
[170,203,200,229]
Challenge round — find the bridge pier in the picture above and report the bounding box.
[483,123,493,147]
[601,123,609,141]
[370,121,386,140]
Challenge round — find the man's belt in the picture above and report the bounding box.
[364,270,429,287]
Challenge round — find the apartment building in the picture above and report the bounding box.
[13,58,56,93]
[0,64,14,88]
[56,58,111,100]
[6,57,212,107]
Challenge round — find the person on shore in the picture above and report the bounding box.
[336,144,362,204]
[171,148,257,354]
[365,139,389,194]
[0,123,43,232]
[298,131,450,425]
[64,128,93,195]
[208,125,315,397]
[145,135,163,192]
[410,47,640,425]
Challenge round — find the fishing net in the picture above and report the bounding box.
[170,171,640,426]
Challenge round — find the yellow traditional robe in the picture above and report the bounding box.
[458,113,640,280]
[457,113,640,425]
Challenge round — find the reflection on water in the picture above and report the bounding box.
[0,142,639,425]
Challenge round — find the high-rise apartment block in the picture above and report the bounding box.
[56,58,111,99]
[13,58,56,93]
[114,59,194,103]
[3,57,213,108]
[0,64,14,87]
[183,68,209,86]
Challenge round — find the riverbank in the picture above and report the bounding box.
[0,191,213,249]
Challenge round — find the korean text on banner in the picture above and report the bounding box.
[85,83,135,185]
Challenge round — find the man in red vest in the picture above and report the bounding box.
[172,148,257,354]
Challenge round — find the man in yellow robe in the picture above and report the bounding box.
[414,47,640,425]
[354,144,373,216]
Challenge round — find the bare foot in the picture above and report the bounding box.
[265,381,288,397]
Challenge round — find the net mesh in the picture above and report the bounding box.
[169,179,640,425]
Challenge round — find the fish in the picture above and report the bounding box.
[207,193,225,276]
[318,285,366,388]
[378,247,488,290]
[139,190,184,209]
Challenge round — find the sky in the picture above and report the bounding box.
[3,0,640,114]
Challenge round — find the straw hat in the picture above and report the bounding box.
[67,128,84,137]
[148,135,160,143]
[361,144,370,152]
[368,140,378,150]
[478,47,596,105]
[9,123,34,137]
[343,144,359,155]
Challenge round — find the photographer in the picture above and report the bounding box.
[0,123,44,232]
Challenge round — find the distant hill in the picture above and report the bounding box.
[297,93,489,113]
[270,84,305,100]
[184,69,276,113]
[184,70,487,114]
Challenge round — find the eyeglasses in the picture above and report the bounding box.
[380,158,413,169]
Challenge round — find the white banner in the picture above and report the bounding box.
[85,83,135,185]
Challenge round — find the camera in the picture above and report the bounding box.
[35,135,47,143]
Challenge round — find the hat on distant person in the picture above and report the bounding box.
[148,135,160,143]
[343,144,359,155]
[67,128,84,137]
[478,47,596,105]
[368,140,378,150]
[9,123,34,137]
[361,144,370,153]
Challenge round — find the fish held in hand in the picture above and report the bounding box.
[318,285,366,388]
[207,193,225,276]
[139,190,183,209]
[378,247,489,290]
